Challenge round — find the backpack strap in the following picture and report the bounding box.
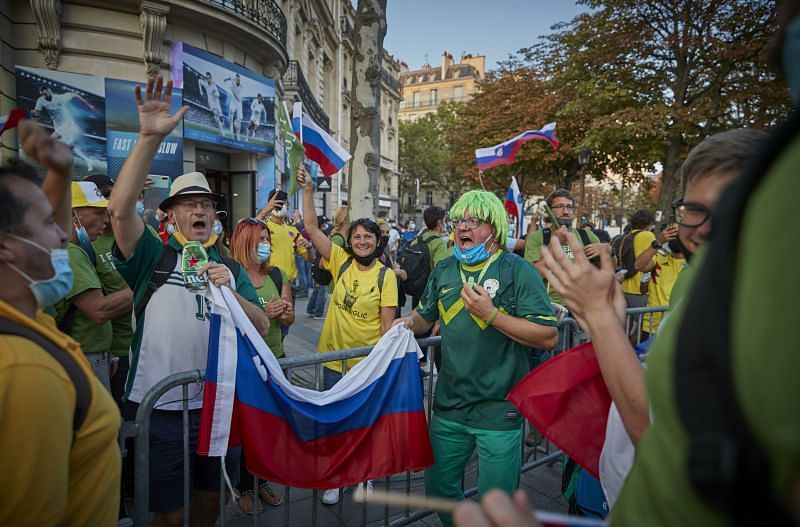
[577,228,591,247]
[219,255,243,283]
[0,316,90,436]
[674,110,800,525]
[266,267,283,293]
[377,264,388,293]
[134,246,178,323]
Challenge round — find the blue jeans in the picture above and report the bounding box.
[306,284,327,317]
[294,255,310,295]
[323,367,342,390]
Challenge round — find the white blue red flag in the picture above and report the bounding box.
[198,285,433,489]
[505,176,524,236]
[475,123,559,170]
[0,109,28,138]
[292,102,352,177]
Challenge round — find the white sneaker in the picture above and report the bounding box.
[356,480,374,497]
[322,488,340,505]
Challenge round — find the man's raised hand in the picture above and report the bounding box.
[18,120,73,175]
[135,76,188,138]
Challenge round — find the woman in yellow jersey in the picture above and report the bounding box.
[228,218,291,513]
[297,166,398,504]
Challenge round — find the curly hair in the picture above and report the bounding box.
[450,190,508,244]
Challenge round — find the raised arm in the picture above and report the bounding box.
[296,165,332,261]
[18,120,74,233]
[108,76,187,258]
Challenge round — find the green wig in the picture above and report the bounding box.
[450,189,508,245]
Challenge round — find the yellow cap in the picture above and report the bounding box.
[71,181,109,208]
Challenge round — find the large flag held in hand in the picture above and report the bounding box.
[278,101,306,196]
[475,123,559,170]
[0,109,28,140]
[508,342,611,479]
[505,176,524,235]
[198,285,434,489]
[292,102,352,177]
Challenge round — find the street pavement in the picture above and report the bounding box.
[221,294,567,526]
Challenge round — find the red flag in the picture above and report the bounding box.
[0,109,28,137]
[508,342,611,479]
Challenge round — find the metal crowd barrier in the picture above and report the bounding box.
[120,307,669,526]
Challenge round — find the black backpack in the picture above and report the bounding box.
[311,233,346,286]
[397,234,435,298]
[610,230,643,276]
[133,245,243,322]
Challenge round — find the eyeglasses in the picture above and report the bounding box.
[672,199,711,227]
[239,217,267,226]
[550,204,575,211]
[454,217,487,230]
[177,199,216,210]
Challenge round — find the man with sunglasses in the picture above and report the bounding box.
[107,77,268,527]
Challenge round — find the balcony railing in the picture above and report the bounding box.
[205,0,286,46]
[399,95,473,111]
[284,60,330,132]
[381,69,400,94]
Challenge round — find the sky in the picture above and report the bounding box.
[383,0,588,72]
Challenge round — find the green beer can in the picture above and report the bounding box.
[181,241,209,290]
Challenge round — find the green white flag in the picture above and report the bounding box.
[278,100,305,196]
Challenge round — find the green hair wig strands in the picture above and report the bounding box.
[450,190,508,245]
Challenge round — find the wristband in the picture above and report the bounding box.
[486,307,499,325]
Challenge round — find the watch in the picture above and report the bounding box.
[651,240,661,250]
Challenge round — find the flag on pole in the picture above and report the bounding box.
[0,109,28,140]
[292,103,352,177]
[475,123,559,171]
[505,176,524,236]
[198,284,434,489]
[508,342,612,479]
[278,101,306,196]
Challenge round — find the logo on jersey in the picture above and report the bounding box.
[483,279,500,299]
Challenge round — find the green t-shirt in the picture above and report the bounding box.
[92,232,132,357]
[255,269,288,358]
[54,242,112,355]
[411,231,452,270]
[612,135,800,524]
[416,252,557,430]
[524,228,600,304]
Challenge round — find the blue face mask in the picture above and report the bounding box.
[784,16,800,106]
[257,243,271,263]
[135,201,145,216]
[453,234,495,265]
[6,234,74,307]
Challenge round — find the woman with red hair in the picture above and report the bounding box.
[229,217,293,513]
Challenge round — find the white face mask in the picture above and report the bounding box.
[272,207,289,218]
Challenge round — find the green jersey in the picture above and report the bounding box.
[255,269,288,358]
[524,228,600,304]
[93,232,132,357]
[416,252,557,430]
[54,242,112,355]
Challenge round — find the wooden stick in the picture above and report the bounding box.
[353,488,456,513]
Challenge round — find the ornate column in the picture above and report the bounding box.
[29,0,62,69]
[139,1,169,77]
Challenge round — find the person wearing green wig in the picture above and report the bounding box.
[394,189,558,526]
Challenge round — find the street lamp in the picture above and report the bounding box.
[577,149,592,222]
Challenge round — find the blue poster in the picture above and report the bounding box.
[104,78,184,179]
[172,42,275,155]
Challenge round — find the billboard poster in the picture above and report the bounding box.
[15,66,106,178]
[172,42,275,155]
[105,78,184,180]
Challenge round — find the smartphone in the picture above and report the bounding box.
[273,188,288,210]
[143,175,170,228]
[542,203,561,230]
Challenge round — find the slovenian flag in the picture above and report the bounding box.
[292,102,352,177]
[198,284,434,489]
[475,123,559,171]
[508,342,612,479]
[0,109,28,138]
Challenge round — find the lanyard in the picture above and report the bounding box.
[459,250,502,287]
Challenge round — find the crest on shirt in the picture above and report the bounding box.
[483,278,500,299]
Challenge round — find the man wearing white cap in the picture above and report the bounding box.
[107,77,268,527]
[54,181,133,391]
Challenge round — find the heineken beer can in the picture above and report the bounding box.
[182,241,209,290]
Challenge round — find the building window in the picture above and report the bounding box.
[407,195,413,207]
[413,92,420,107]
[453,85,463,100]
[430,89,437,105]
[425,190,433,206]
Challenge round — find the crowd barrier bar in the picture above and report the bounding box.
[122,307,668,526]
